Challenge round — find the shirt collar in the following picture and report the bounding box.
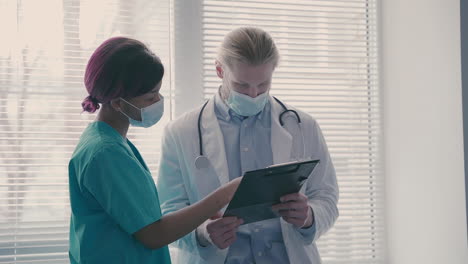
[214,89,232,122]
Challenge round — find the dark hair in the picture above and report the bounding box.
[82,37,164,113]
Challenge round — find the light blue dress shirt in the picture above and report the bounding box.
[214,92,290,264]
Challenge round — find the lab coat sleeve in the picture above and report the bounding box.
[157,124,191,247]
[297,119,339,245]
[157,124,209,256]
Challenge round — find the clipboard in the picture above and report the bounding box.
[223,159,320,225]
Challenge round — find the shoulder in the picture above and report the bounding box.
[71,128,130,169]
[273,99,319,128]
[72,141,128,168]
[70,136,132,189]
[164,104,205,136]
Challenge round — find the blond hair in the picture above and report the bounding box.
[217,27,279,69]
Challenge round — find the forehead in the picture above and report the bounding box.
[227,62,275,83]
[151,81,162,92]
[146,80,162,93]
[132,80,162,99]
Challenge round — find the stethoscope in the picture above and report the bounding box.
[194,97,305,169]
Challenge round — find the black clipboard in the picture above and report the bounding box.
[223,159,320,225]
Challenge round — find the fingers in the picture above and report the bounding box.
[279,192,307,203]
[274,208,308,227]
[210,211,223,220]
[206,216,243,249]
[271,193,310,228]
[272,192,308,212]
[276,208,305,219]
[272,201,308,212]
[275,207,308,224]
[219,228,236,243]
[218,232,237,249]
[206,216,240,233]
[210,228,238,249]
[216,218,242,234]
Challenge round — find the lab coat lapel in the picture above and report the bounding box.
[270,96,293,164]
[199,99,230,186]
[270,97,310,264]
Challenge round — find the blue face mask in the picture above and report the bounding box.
[226,89,269,117]
[120,95,164,128]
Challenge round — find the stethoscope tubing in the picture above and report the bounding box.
[195,96,303,169]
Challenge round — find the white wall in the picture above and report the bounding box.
[382,0,468,263]
[172,0,205,117]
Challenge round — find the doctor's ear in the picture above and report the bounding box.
[215,60,224,79]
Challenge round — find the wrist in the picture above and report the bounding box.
[220,179,239,205]
[301,206,314,229]
[211,185,230,210]
[196,221,212,247]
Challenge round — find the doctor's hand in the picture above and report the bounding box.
[205,214,243,249]
[271,193,314,229]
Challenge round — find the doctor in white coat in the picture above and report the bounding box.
[157,27,339,264]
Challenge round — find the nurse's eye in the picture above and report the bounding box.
[147,92,158,101]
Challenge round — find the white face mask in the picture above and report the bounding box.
[120,95,164,128]
[226,89,269,116]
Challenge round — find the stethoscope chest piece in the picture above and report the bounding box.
[195,155,210,169]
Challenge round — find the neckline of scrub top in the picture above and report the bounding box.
[93,120,127,143]
[93,121,150,158]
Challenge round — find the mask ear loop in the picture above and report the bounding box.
[119,97,142,121]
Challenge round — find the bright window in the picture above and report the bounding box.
[0,0,170,262]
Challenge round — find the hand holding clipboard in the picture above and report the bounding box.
[223,159,320,225]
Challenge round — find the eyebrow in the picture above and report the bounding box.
[233,80,270,85]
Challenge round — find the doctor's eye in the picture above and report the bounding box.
[233,82,248,89]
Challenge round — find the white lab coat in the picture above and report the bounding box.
[157,96,339,264]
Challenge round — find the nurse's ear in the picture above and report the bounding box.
[110,98,123,112]
[215,60,224,79]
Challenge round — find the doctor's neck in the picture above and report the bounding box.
[219,85,230,102]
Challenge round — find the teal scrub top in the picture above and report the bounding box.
[68,121,171,264]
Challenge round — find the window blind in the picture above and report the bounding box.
[0,0,171,263]
[200,0,383,263]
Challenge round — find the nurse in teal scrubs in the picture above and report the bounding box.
[68,37,242,264]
